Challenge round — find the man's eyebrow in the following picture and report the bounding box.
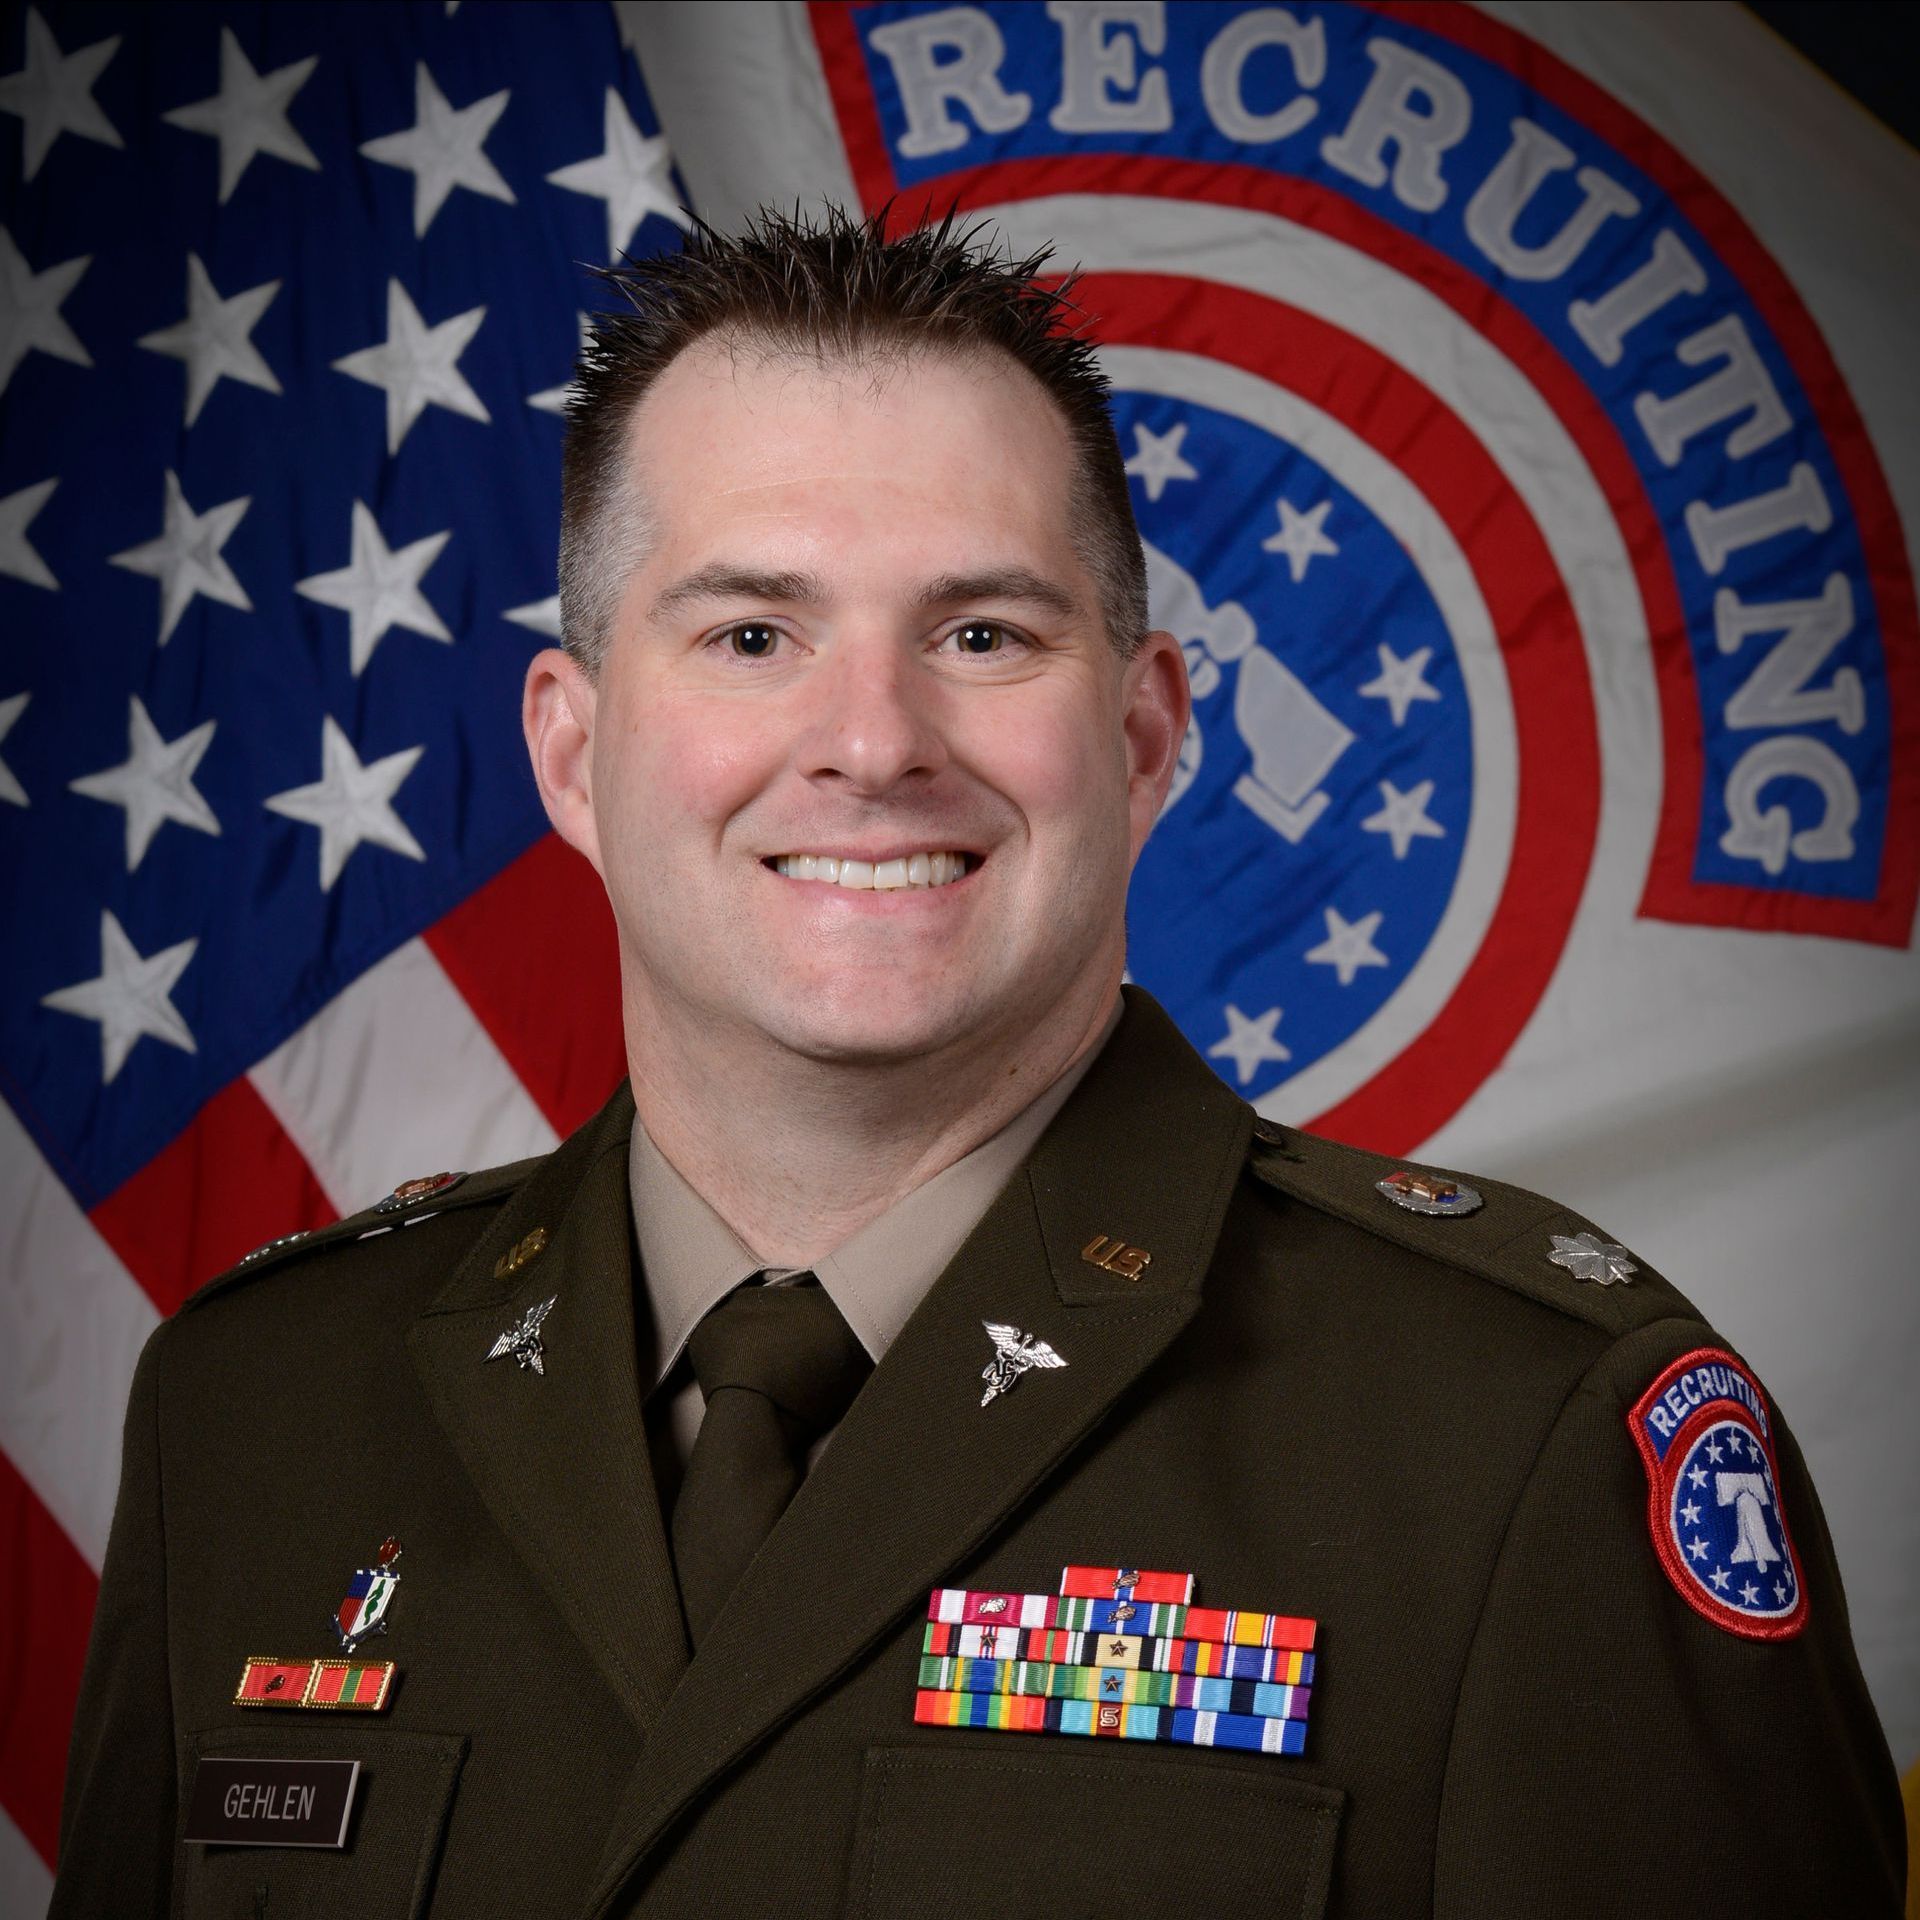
[649,564,830,622]
[911,568,1083,621]
[647,562,1086,625]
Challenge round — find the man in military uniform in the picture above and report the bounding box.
[55,208,1904,1916]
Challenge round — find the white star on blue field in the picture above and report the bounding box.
[1116,393,1468,1099]
[0,1,688,1199]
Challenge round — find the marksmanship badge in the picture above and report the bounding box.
[1628,1348,1805,1640]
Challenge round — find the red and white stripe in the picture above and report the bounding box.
[0,835,624,1897]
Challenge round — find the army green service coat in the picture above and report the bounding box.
[53,991,1905,1916]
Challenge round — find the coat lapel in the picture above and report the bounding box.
[582,990,1253,1915]
[407,1084,690,1730]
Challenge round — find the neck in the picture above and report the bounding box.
[623,971,1124,1267]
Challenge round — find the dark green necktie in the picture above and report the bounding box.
[671,1276,873,1645]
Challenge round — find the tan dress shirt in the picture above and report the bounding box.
[629,1004,1119,1502]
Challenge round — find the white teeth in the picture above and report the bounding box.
[772,851,971,889]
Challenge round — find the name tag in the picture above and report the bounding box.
[183,1757,360,1849]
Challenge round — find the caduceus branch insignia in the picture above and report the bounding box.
[979,1321,1068,1407]
[484,1295,557,1375]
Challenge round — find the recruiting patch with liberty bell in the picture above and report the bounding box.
[1628,1349,1806,1641]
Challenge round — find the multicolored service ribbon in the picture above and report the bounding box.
[916,1568,1318,1759]
[234,1656,395,1712]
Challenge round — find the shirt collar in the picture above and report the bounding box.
[628,1000,1121,1392]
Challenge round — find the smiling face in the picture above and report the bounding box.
[526,336,1186,1077]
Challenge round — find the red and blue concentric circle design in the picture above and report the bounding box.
[810,0,1919,1151]
[1629,1347,1806,1641]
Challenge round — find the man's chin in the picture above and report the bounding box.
[755,982,992,1068]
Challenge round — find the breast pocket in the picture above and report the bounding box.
[176,1726,466,1920]
[844,1745,1343,1920]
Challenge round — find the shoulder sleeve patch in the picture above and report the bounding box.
[1627,1346,1807,1642]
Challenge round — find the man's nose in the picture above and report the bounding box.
[793,631,949,795]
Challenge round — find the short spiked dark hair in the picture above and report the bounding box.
[558,204,1148,671]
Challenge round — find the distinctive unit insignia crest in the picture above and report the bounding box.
[333,1536,402,1650]
[1375,1169,1483,1217]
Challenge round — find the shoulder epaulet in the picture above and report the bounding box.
[1242,1116,1700,1338]
[179,1153,545,1315]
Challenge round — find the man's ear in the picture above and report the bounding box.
[523,647,603,877]
[1120,628,1192,858]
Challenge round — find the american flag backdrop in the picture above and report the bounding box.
[1,3,675,1898]
[6,2,1920,1908]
